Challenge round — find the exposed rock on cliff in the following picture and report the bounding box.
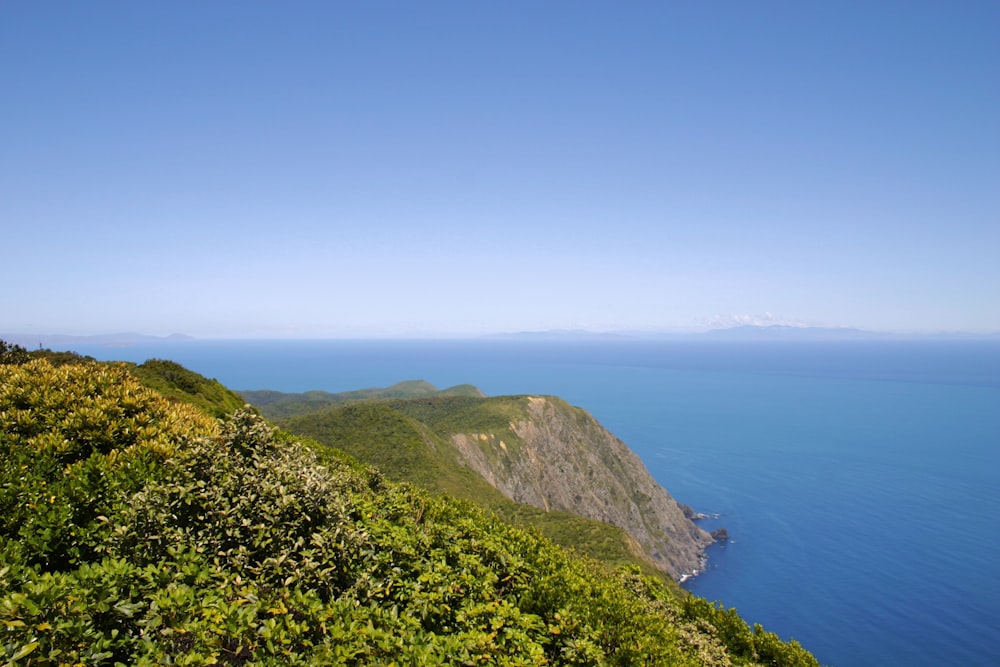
[449,396,713,579]
[259,385,715,581]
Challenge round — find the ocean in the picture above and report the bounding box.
[63,338,1000,667]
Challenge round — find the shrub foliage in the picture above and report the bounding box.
[0,354,819,666]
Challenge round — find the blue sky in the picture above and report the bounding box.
[2,2,998,337]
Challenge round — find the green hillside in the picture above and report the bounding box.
[279,401,660,575]
[0,346,819,666]
[271,390,713,581]
[129,358,248,418]
[244,381,483,420]
[280,402,501,499]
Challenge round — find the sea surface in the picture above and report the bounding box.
[65,338,1000,667]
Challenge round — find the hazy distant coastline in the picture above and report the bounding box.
[0,332,195,349]
[485,325,1000,342]
[4,325,998,349]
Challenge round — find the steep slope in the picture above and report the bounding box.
[391,394,714,579]
[278,402,662,574]
[448,396,713,578]
[280,401,498,499]
[274,388,713,580]
[0,353,820,666]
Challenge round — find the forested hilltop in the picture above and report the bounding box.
[0,341,819,666]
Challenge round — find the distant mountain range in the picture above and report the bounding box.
[489,325,1000,342]
[4,326,998,347]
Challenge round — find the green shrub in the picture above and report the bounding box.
[1,359,819,666]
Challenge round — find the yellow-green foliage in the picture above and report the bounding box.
[1,358,217,459]
[0,358,819,666]
[0,359,217,571]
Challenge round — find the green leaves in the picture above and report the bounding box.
[1,358,819,666]
[4,640,40,665]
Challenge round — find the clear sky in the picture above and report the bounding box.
[2,2,998,338]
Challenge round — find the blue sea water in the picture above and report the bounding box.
[67,339,1000,667]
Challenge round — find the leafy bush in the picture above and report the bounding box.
[0,358,820,666]
[0,359,216,572]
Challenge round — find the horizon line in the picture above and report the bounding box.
[5,325,1000,346]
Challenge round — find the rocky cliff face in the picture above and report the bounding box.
[450,396,713,580]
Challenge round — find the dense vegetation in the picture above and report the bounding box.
[128,359,246,419]
[0,346,819,665]
[276,401,667,576]
[243,381,483,420]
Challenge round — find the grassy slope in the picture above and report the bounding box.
[0,348,817,666]
[129,358,247,418]
[279,401,661,577]
[0,354,821,666]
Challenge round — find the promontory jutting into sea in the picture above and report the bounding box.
[32,335,1000,667]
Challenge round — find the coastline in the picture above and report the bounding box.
[679,510,726,583]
